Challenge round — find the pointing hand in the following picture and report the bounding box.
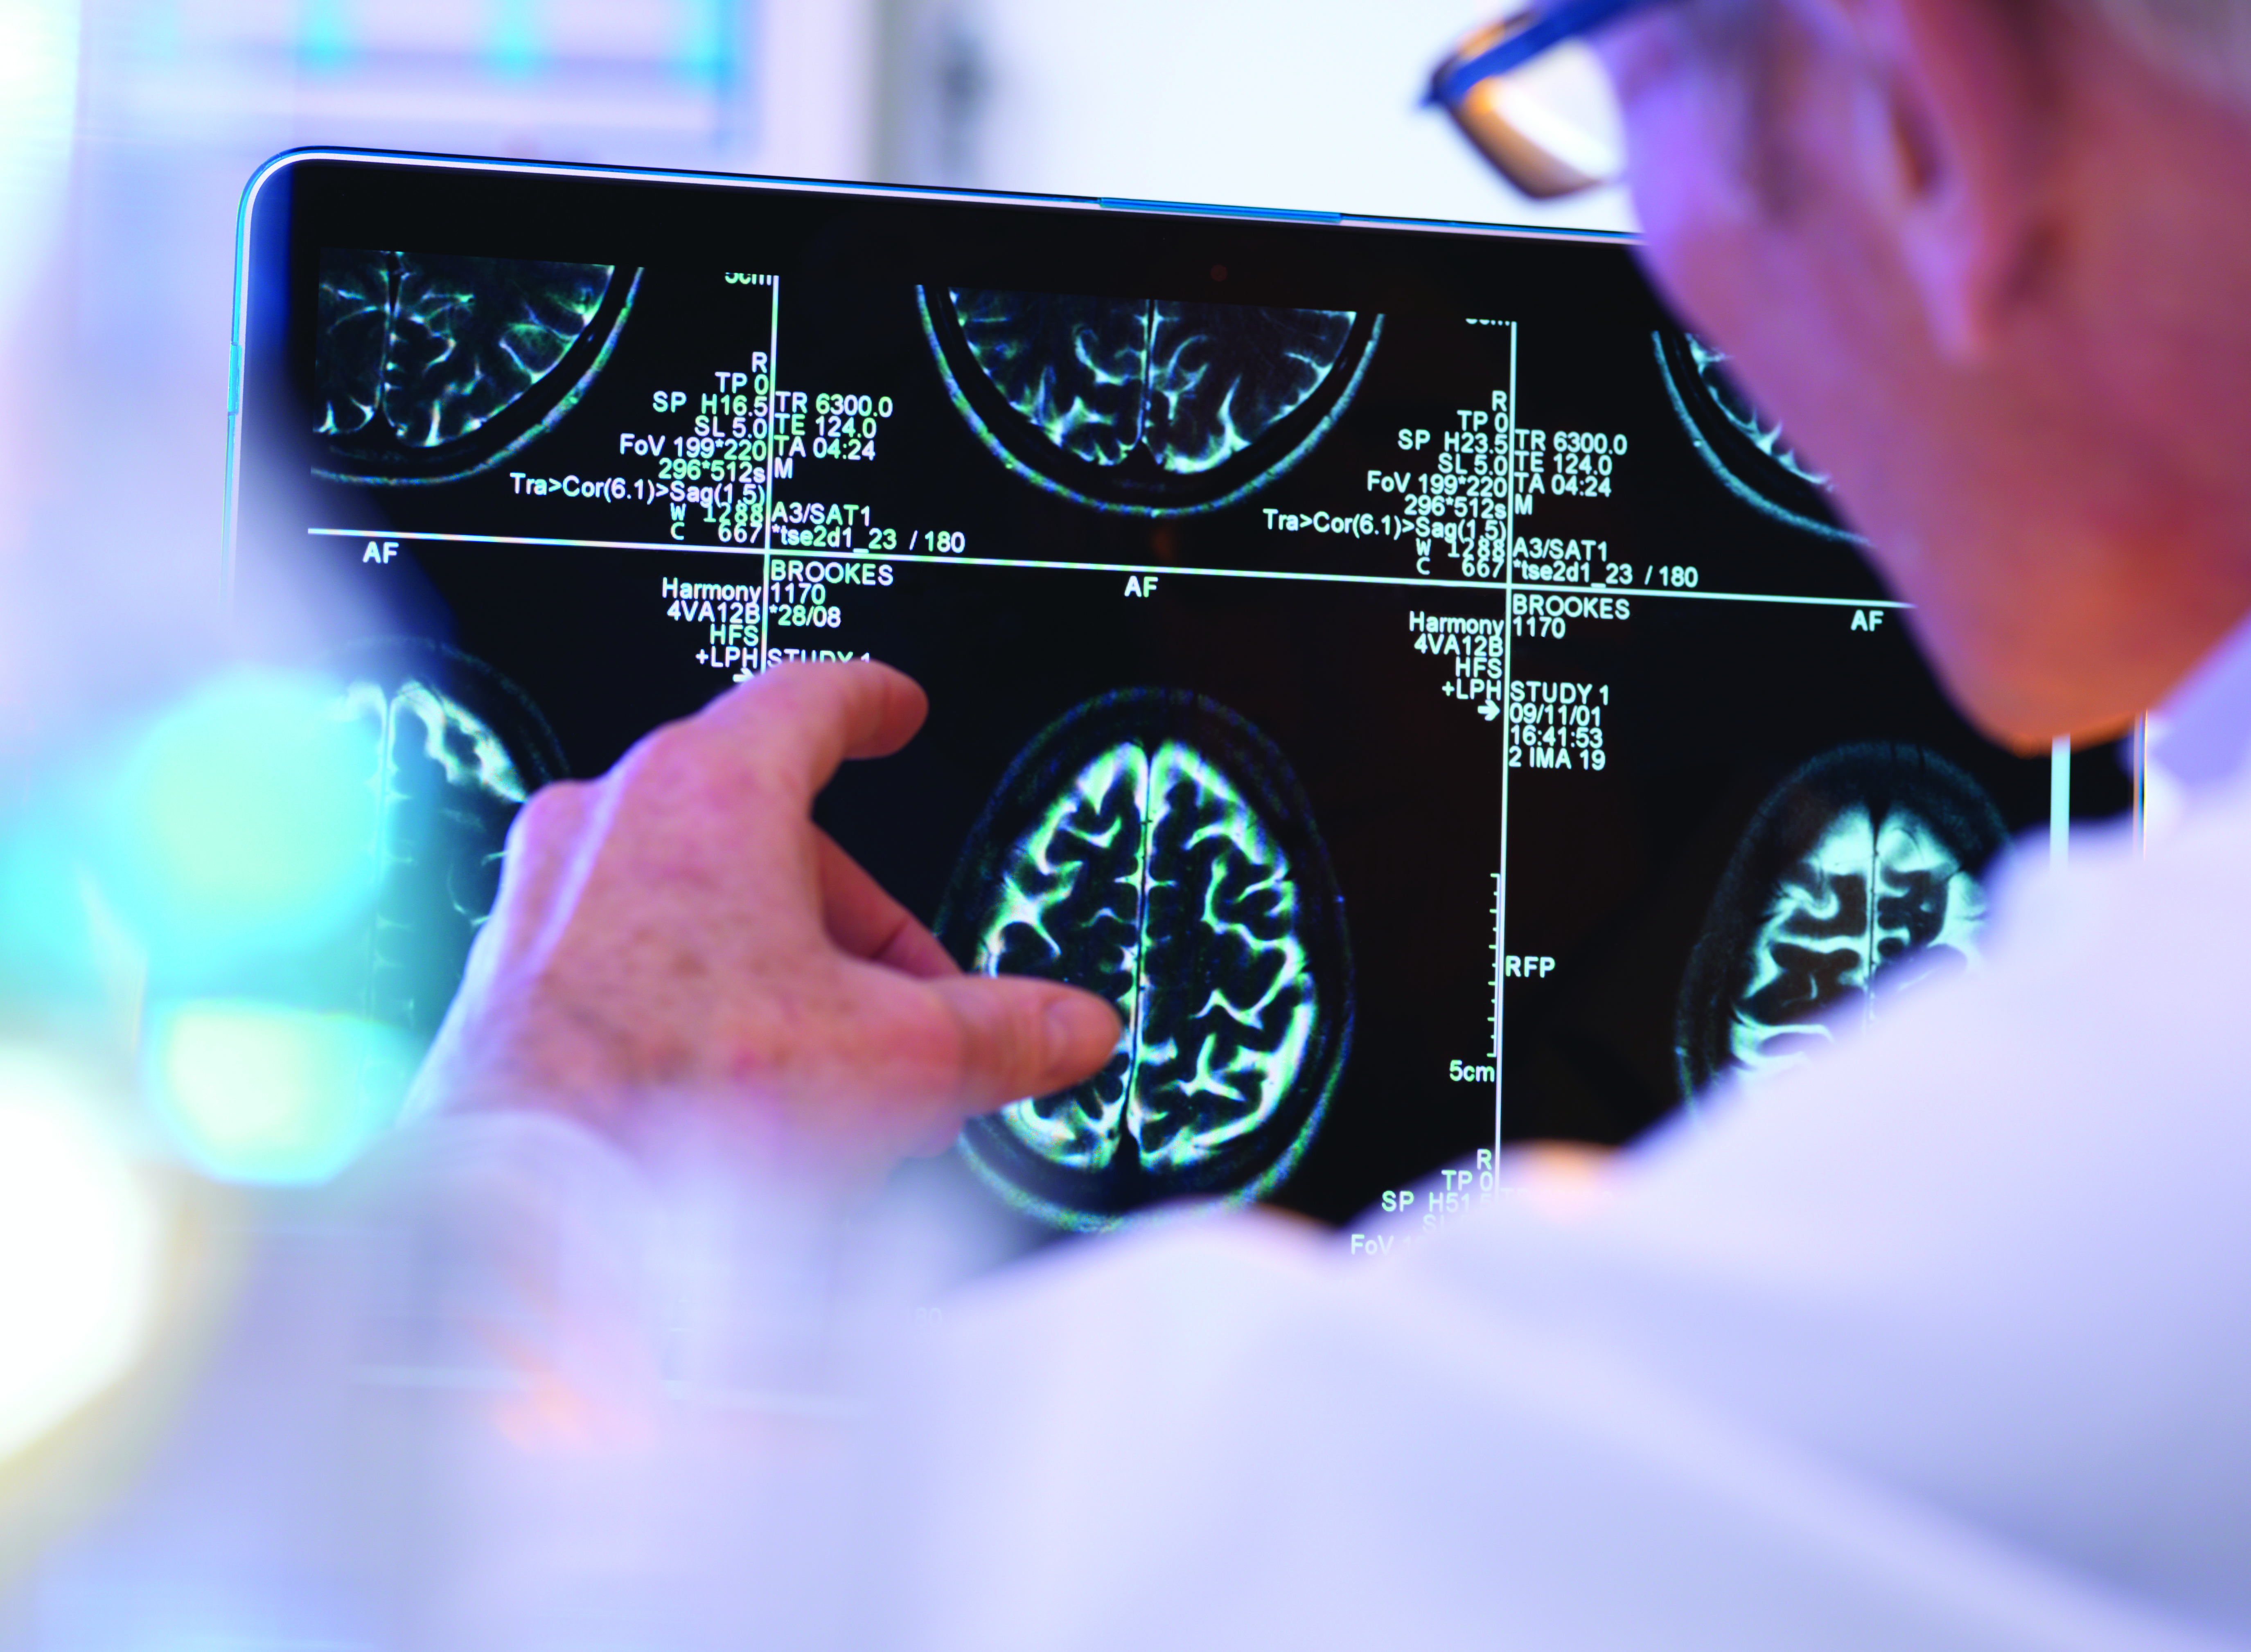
[410,661,1123,1182]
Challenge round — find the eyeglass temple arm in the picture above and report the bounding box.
[1425,0,1658,106]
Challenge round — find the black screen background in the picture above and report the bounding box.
[233,154,2132,1233]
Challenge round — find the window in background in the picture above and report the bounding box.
[874,0,1633,232]
[82,0,877,174]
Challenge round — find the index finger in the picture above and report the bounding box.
[700,659,929,802]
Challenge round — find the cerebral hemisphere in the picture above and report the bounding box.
[326,670,541,1039]
[1655,328,1854,542]
[923,288,1380,515]
[315,250,632,484]
[1683,332,1828,489]
[941,694,1351,1228]
[1726,802,1987,1079]
[1675,743,2006,1097]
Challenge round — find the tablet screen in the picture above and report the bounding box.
[230,153,2131,1234]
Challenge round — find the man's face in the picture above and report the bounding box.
[1587,0,2124,748]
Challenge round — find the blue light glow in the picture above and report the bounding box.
[147,1001,416,1185]
[678,0,729,81]
[101,673,381,973]
[490,0,541,79]
[300,0,352,70]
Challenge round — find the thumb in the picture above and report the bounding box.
[924,975,1123,1113]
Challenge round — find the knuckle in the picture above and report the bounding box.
[507,778,586,852]
[617,717,744,805]
[739,660,822,722]
[625,717,702,777]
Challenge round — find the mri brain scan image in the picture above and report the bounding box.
[937,691,1353,1228]
[316,642,566,1038]
[1676,744,2006,1095]
[1656,329,1855,542]
[919,287,1382,515]
[314,250,639,485]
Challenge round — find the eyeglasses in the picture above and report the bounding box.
[1425,0,1663,199]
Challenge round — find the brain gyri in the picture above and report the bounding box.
[307,646,565,1041]
[956,293,1353,476]
[315,250,629,483]
[941,693,1350,1228]
[1728,802,1987,1076]
[1676,744,2006,1095]
[336,678,524,1033]
[923,288,1379,514]
[1656,328,1854,541]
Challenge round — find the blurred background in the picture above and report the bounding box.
[0,0,1631,750]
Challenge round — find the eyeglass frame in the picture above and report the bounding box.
[1426,0,1668,106]
[1425,0,1672,195]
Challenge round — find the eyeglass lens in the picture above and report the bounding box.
[1437,20,1628,199]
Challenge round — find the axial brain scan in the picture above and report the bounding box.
[920,287,1381,515]
[315,250,638,485]
[937,691,1352,1228]
[315,644,566,1039]
[1676,744,2006,1095]
[1656,329,1853,541]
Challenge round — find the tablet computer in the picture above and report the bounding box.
[228,150,2131,1236]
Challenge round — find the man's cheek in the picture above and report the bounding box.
[1624,129,1755,342]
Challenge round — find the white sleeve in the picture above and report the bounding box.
[866,811,2251,1651]
[7,1111,867,1652]
[17,802,2251,1651]
[872,1207,2234,1652]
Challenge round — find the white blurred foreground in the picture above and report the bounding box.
[5,627,2251,1647]
[10,694,2251,1649]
